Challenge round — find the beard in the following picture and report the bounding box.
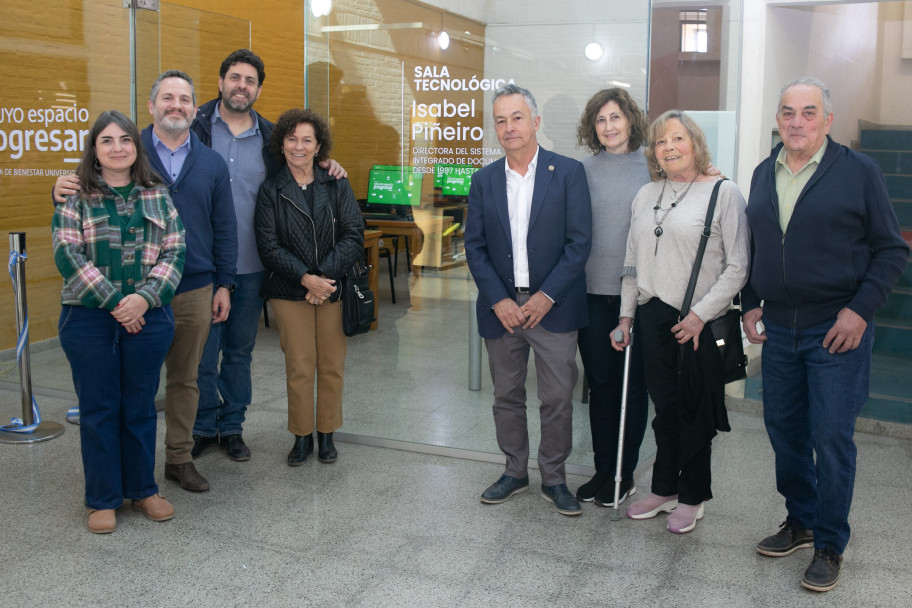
[155,110,192,135]
[221,88,255,113]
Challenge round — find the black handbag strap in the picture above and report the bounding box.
[324,177,367,274]
[680,178,727,318]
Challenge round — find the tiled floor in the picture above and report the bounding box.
[2,266,911,606]
[1,391,911,607]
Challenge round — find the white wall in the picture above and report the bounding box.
[877,2,912,124]
[765,3,880,145]
[737,0,912,192]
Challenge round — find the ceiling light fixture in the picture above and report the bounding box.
[585,42,604,61]
[311,0,332,18]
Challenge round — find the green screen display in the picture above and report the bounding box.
[435,164,476,196]
[366,167,422,206]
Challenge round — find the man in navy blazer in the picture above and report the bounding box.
[465,84,592,516]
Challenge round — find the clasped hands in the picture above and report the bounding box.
[302,274,337,306]
[112,294,149,334]
[493,292,553,333]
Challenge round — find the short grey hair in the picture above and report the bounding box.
[778,76,832,116]
[492,84,539,120]
[149,69,196,105]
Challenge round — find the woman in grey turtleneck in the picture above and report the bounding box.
[574,88,652,508]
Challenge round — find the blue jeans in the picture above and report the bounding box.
[761,317,874,554]
[194,272,264,438]
[58,305,174,509]
[577,294,649,479]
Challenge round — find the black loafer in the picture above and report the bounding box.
[287,434,313,466]
[317,432,337,463]
[223,434,251,462]
[191,434,218,459]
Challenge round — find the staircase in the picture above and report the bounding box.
[858,125,912,424]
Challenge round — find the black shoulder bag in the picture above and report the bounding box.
[679,179,748,384]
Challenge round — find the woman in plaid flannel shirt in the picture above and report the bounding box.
[52,110,185,534]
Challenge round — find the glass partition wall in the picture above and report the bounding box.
[304,0,653,468]
[1,0,745,471]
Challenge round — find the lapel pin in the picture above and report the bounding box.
[548,165,554,171]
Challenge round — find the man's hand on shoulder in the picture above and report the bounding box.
[823,307,867,354]
[493,298,526,334]
[54,174,81,203]
[320,159,347,179]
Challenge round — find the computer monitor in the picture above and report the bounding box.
[366,166,422,206]
[435,164,476,196]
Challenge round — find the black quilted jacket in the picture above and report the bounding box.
[254,165,364,302]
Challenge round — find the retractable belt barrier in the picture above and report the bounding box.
[2,248,41,432]
[1,232,64,444]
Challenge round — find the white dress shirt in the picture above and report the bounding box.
[505,147,539,289]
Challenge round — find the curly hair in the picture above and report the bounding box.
[643,110,712,181]
[576,88,648,154]
[270,108,333,165]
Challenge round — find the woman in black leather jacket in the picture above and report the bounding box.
[254,108,364,466]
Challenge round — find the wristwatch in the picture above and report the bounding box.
[217,284,236,295]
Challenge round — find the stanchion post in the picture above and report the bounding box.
[10,233,35,424]
[468,290,482,391]
[1,232,64,444]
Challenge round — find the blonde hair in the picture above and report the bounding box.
[644,110,712,181]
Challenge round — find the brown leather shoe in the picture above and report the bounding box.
[164,461,210,492]
[132,494,175,522]
[87,508,116,534]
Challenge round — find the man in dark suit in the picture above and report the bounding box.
[465,84,592,516]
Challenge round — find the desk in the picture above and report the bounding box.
[364,215,454,312]
[364,214,454,271]
[363,229,380,330]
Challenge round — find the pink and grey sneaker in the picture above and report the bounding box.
[667,502,704,533]
[626,493,678,520]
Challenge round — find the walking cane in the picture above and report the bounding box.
[609,328,633,521]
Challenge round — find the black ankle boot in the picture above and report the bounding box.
[317,432,337,463]
[287,434,313,466]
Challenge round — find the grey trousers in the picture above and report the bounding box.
[484,311,579,486]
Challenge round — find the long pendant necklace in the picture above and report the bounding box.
[653,175,697,255]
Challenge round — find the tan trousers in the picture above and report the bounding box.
[270,298,346,436]
[164,284,213,464]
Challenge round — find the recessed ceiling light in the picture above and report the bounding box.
[585,42,603,61]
